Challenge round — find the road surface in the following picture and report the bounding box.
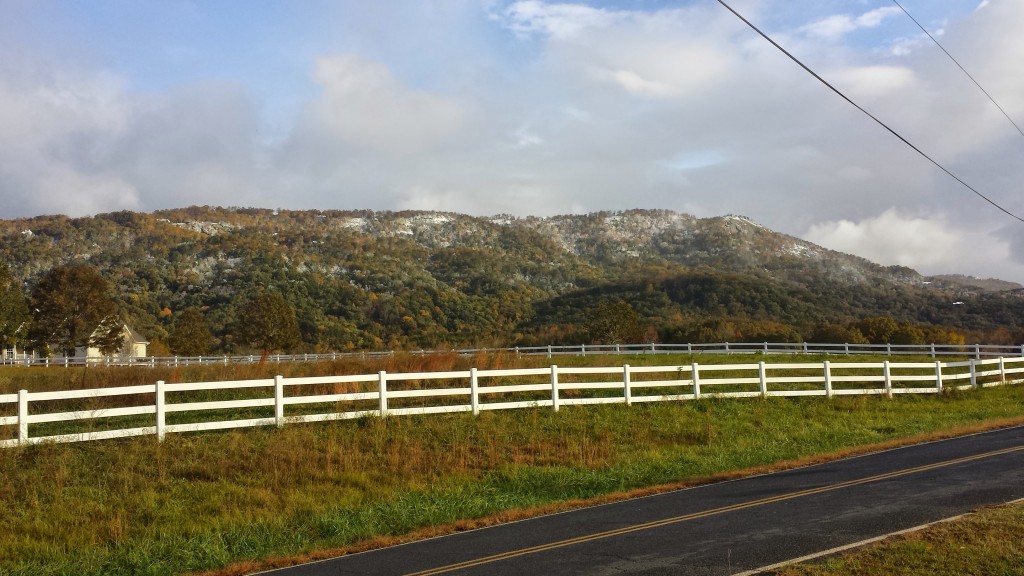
[260,424,1024,575]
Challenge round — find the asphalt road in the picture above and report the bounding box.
[260,425,1024,576]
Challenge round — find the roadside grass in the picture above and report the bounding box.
[775,500,1024,576]
[0,351,1022,576]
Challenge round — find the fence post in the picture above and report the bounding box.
[823,361,832,398]
[550,365,560,411]
[929,344,936,359]
[886,343,891,356]
[999,357,1006,383]
[547,345,552,359]
[155,380,166,441]
[934,361,943,393]
[17,389,29,446]
[470,368,480,416]
[581,344,586,357]
[763,342,768,353]
[724,342,730,353]
[378,371,388,415]
[844,343,849,355]
[623,364,632,406]
[883,360,892,398]
[687,343,692,354]
[691,362,701,399]
[274,375,285,427]
[758,361,767,397]
[969,360,977,387]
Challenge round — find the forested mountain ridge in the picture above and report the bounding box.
[1,207,1021,354]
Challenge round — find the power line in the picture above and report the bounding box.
[714,0,1024,226]
[892,0,1024,142]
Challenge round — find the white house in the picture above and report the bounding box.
[75,324,149,359]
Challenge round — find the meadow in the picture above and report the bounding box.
[1,352,1022,576]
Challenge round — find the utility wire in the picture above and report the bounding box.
[892,0,1024,141]
[715,0,1024,226]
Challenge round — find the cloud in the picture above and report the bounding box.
[805,209,1024,280]
[0,67,141,216]
[831,65,916,101]
[800,6,902,41]
[499,1,621,39]
[305,55,466,155]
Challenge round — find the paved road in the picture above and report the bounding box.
[260,425,1024,576]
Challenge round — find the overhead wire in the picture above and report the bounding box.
[892,0,1024,141]
[714,0,1024,226]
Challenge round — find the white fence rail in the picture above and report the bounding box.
[3,356,1023,448]
[3,342,1023,368]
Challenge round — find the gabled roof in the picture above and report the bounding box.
[124,325,149,344]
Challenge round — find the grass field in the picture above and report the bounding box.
[0,353,1022,576]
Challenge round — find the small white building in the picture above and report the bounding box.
[75,324,149,359]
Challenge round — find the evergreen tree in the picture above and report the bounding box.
[585,299,642,344]
[236,290,301,362]
[168,307,215,356]
[27,265,117,357]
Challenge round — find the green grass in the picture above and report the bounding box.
[1,352,1023,576]
[776,500,1024,576]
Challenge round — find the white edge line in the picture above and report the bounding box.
[733,496,1024,576]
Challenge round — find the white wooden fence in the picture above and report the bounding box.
[3,342,1024,368]
[2,357,1023,448]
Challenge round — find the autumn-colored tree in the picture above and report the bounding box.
[27,265,117,357]
[856,316,898,344]
[168,307,216,356]
[807,323,868,344]
[890,322,925,345]
[236,290,301,362]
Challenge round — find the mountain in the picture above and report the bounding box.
[1,207,1021,351]
[925,274,1023,294]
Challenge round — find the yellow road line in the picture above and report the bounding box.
[405,444,1024,575]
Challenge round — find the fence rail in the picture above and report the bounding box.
[2,356,1023,448]
[3,342,1023,368]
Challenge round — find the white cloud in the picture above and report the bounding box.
[500,1,620,39]
[831,65,916,101]
[801,6,902,41]
[306,55,466,155]
[804,209,1024,280]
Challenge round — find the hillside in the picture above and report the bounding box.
[1,207,1022,352]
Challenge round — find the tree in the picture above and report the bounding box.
[91,313,126,355]
[236,290,301,362]
[890,322,925,345]
[27,265,117,357]
[0,263,29,350]
[808,323,868,344]
[168,307,216,356]
[856,316,898,344]
[585,299,642,344]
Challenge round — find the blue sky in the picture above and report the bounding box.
[2,0,1023,282]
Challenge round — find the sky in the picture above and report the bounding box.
[2,0,1024,282]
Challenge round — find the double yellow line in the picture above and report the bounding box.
[406,444,1024,575]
